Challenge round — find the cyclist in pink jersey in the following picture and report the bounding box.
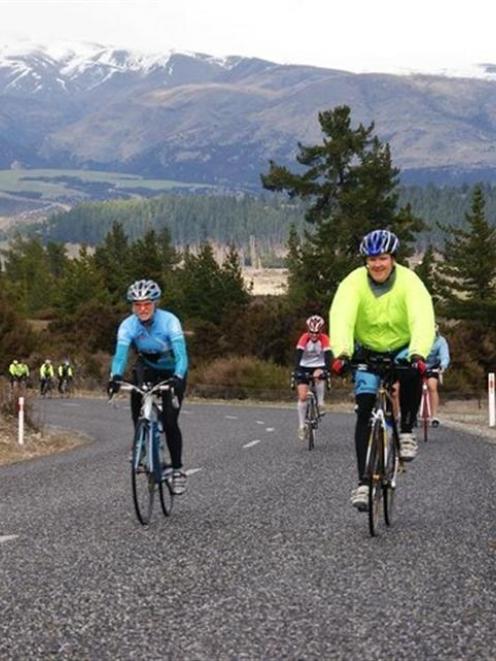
[293,315,332,440]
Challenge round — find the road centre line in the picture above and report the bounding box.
[265,427,275,432]
[0,535,19,544]
[225,415,238,420]
[243,439,261,448]
[256,420,265,425]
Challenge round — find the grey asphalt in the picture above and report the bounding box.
[1,396,495,660]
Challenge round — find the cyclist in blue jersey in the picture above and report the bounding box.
[108,279,189,495]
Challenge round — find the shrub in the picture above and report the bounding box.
[189,356,291,400]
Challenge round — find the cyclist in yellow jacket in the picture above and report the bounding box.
[39,359,55,395]
[9,359,29,387]
[330,229,435,510]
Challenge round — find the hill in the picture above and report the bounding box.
[3,43,496,188]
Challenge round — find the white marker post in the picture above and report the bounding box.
[488,373,495,427]
[18,396,25,446]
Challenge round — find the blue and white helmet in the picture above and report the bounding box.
[359,229,399,257]
[126,279,162,302]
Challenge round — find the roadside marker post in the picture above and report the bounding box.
[488,373,495,427]
[18,396,25,446]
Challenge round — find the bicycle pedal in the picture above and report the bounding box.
[161,466,173,482]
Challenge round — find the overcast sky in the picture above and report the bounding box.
[1,0,495,74]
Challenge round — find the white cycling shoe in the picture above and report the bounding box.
[399,433,418,462]
[351,484,369,511]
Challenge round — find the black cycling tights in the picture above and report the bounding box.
[355,370,422,483]
[130,363,186,470]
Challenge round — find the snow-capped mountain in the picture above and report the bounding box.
[2,40,496,187]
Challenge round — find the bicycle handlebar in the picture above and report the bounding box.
[108,379,174,402]
[350,356,416,374]
[291,370,330,390]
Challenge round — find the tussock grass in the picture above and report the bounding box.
[189,356,291,400]
[0,381,87,465]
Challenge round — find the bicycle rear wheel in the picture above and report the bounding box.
[131,420,155,525]
[366,421,385,537]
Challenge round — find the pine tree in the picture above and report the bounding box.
[1,235,56,314]
[437,185,496,322]
[220,245,251,310]
[261,105,424,308]
[55,246,110,316]
[93,222,133,302]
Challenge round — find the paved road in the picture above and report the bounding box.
[1,397,496,659]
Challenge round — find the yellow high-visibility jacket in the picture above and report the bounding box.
[329,264,435,359]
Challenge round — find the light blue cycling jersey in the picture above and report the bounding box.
[426,334,450,370]
[110,309,188,378]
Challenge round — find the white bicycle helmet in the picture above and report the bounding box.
[126,279,162,302]
[306,315,325,333]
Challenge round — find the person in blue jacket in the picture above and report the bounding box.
[425,323,450,427]
[108,279,189,495]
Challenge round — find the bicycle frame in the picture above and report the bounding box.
[363,377,399,488]
[419,368,441,441]
[120,381,171,479]
[353,356,411,536]
[419,377,431,441]
[304,374,325,450]
[110,379,175,524]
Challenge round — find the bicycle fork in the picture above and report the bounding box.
[134,421,162,484]
[419,380,431,419]
[365,409,386,479]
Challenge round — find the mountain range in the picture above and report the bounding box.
[2,41,496,188]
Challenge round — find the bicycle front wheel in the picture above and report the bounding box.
[305,396,316,451]
[383,428,398,527]
[157,435,174,517]
[131,420,155,525]
[366,421,385,537]
[420,387,430,443]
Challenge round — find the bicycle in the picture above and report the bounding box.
[352,356,411,537]
[40,377,54,398]
[110,379,176,526]
[418,368,441,441]
[292,371,329,450]
[58,376,73,397]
